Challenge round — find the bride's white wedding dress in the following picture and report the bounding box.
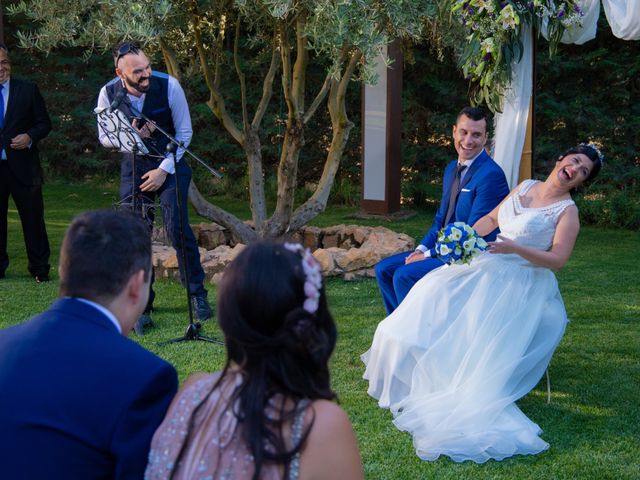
[362,179,575,463]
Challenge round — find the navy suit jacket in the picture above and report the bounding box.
[0,298,178,480]
[419,149,510,252]
[0,77,52,185]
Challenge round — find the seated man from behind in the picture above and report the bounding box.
[0,209,178,480]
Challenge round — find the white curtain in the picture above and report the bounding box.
[602,0,640,39]
[492,26,533,188]
[492,0,640,188]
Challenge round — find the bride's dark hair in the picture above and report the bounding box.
[559,143,603,183]
[214,240,337,479]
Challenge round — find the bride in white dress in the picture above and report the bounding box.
[362,144,603,463]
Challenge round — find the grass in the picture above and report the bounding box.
[1,182,639,479]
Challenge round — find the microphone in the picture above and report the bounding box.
[108,88,128,113]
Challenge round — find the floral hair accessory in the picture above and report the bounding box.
[283,242,323,314]
[580,142,605,164]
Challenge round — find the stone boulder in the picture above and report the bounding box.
[151,223,413,282]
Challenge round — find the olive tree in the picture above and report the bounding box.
[9,0,432,241]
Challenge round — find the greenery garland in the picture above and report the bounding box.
[444,0,584,111]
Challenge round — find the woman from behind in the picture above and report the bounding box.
[146,241,363,479]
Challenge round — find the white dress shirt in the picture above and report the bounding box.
[74,297,122,334]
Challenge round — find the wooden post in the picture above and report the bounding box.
[360,40,402,215]
[519,29,537,182]
[518,97,534,182]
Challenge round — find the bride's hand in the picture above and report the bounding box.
[488,235,519,255]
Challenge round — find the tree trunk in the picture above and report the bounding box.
[289,52,361,231]
[159,37,181,81]
[188,181,258,244]
[245,128,267,232]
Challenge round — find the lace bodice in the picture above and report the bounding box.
[497,179,574,251]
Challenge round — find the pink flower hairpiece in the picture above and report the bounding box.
[284,242,323,314]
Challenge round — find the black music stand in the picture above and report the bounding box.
[97,102,224,346]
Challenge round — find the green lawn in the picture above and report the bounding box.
[1,182,639,479]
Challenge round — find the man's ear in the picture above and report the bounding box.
[127,269,147,306]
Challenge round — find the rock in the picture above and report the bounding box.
[195,223,227,250]
[337,247,383,272]
[210,272,225,285]
[312,248,335,273]
[362,226,414,256]
[344,268,376,281]
[152,245,174,268]
[154,222,412,283]
[302,226,322,250]
[322,233,339,248]
[313,247,346,276]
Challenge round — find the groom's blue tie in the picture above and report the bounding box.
[444,163,467,225]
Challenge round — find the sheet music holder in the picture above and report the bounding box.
[94,106,150,155]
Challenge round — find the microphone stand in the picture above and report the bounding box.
[126,106,223,345]
[160,143,222,346]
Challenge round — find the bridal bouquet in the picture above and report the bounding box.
[435,222,488,265]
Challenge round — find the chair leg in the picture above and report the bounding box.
[545,368,551,404]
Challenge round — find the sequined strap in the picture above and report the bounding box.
[288,399,311,480]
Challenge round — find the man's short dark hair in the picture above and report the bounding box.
[0,43,8,53]
[113,42,142,67]
[59,210,152,303]
[456,106,490,135]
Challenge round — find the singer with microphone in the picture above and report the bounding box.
[96,42,212,335]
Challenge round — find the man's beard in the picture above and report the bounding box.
[123,74,150,94]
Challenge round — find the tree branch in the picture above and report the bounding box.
[234,16,249,131]
[336,50,362,114]
[303,71,331,124]
[188,181,258,244]
[189,7,244,145]
[279,21,296,118]
[252,40,279,130]
[291,14,307,113]
[159,37,181,81]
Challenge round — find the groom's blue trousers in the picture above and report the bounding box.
[375,251,445,315]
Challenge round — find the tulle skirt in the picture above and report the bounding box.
[362,253,567,463]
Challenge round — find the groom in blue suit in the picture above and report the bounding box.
[376,107,509,314]
[0,210,178,479]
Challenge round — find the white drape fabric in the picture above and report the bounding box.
[492,26,533,189]
[493,0,640,187]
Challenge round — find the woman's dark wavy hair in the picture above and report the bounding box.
[213,240,337,478]
[558,143,603,183]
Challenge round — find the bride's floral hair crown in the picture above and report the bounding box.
[284,242,323,314]
[580,142,605,165]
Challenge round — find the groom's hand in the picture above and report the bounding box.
[405,251,426,264]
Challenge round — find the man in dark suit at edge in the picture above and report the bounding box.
[0,209,178,479]
[0,42,52,282]
[375,106,510,314]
